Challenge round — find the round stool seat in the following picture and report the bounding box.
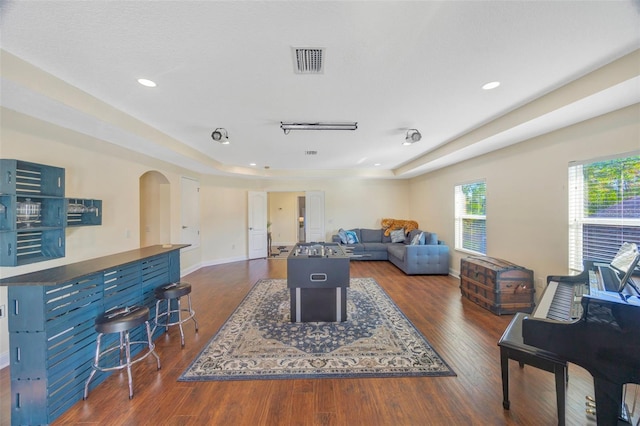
[153,282,198,347]
[155,282,191,300]
[95,306,149,334]
[84,304,160,400]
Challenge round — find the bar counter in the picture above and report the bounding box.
[0,244,188,426]
[0,244,189,286]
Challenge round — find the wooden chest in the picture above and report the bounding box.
[460,256,535,315]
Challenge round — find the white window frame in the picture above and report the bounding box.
[454,179,487,255]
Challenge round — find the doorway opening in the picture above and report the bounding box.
[297,196,305,243]
[139,171,170,247]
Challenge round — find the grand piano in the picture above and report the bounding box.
[522,242,640,425]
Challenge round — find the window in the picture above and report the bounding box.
[455,180,486,255]
[568,154,640,272]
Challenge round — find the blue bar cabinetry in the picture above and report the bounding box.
[0,244,188,425]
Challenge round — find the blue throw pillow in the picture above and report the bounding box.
[338,228,348,244]
[344,230,359,244]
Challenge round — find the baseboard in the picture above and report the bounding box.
[181,262,202,277]
[199,255,247,269]
[0,351,8,369]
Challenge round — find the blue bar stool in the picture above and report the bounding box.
[83,305,161,400]
[154,282,198,347]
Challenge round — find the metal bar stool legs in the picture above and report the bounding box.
[84,305,161,400]
[154,282,198,347]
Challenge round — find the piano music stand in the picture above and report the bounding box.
[498,313,568,425]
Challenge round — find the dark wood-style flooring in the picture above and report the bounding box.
[1,259,637,425]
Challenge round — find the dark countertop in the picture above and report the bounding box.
[0,244,189,286]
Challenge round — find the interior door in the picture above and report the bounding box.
[248,191,268,259]
[305,191,325,242]
[180,176,200,248]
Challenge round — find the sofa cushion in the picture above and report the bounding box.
[387,243,406,261]
[425,232,438,245]
[360,228,382,243]
[390,228,405,243]
[362,242,388,252]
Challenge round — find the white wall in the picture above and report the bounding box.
[255,179,411,235]
[409,104,640,295]
[194,176,414,269]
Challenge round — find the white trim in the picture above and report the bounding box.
[456,247,484,257]
[568,150,640,167]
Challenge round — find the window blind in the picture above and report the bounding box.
[568,154,640,272]
[455,180,486,255]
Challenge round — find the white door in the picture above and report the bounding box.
[180,176,200,248]
[248,191,268,259]
[305,191,325,242]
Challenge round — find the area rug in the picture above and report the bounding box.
[179,278,456,381]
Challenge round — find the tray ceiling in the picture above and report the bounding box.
[1,1,639,179]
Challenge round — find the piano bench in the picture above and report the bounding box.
[498,313,568,426]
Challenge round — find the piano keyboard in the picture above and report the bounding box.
[533,281,585,321]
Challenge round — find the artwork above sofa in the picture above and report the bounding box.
[332,228,449,275]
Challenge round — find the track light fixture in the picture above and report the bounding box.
[404,129,421,145]
[280,122,358,134]
[211,128,229,144]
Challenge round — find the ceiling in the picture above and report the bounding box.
[1,1,639,179]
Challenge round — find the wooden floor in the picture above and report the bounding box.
[1,259,635,425]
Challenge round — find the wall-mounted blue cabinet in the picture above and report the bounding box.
[66,198,102,226]
[0,159,102,266]
[0,160,67,266]
[0,159,65,197]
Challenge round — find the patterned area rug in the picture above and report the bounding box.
[179,278,455,381]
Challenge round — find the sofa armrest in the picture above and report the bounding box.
[404,244,450,256]
[400,243,450,275]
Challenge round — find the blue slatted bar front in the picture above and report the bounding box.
[1,244,188,426]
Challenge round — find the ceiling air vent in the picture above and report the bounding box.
[305,150,318,156]
[293,48,324,74]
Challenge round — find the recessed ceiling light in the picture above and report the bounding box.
[374,163,381,166]
[249,163,257,166]
[482,81,500,90]
[137,78,157,87]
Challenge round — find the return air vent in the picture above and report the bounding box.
[293,48,324,74]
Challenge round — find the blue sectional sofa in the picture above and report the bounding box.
[331,228,450,275]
